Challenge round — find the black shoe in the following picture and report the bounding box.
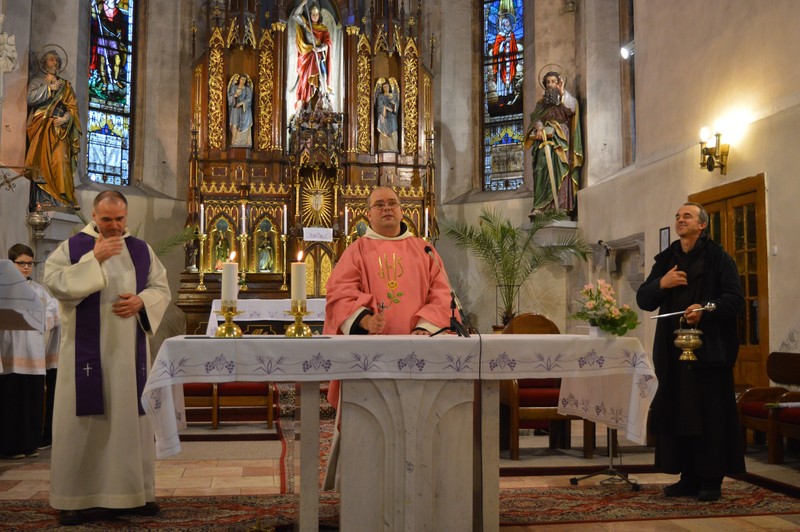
[697,487,721,501]
[58,510,88,526]
[663,479,700,497]
[114,501,160,516]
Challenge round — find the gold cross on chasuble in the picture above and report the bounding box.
[377,252,404,305]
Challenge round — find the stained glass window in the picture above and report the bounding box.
[88,0,134,186]
[482,0,524,191]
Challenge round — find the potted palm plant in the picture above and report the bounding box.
[443,208,591,327]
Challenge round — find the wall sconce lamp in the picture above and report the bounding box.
[698,127,729,175]
[620,41,635,59]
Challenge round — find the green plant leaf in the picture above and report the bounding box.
[153,225,199,257]
[441,208,592,320]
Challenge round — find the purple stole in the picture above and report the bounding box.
[68,232,151,416]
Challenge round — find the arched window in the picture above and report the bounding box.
[482,0,524,191]
[87,0,135,186]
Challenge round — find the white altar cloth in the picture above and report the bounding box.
[142,334,657,530]
[204,297,326,335]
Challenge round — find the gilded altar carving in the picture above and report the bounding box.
[300,169,334,228]
[257,30,275,151]
[374,26,388,54]
[193,65,202,128]
[393,26,404,55]
[208,28,225,149]
[251,182,290,195]
[271,21,286,32]
[356,35,372,153]
[202,180,239,195]
[243,17,257,48]
[226,19,239,48]
[319,254,332,296]
[288,105,344,168]
[402,40,419,156]
[423,75,432,138]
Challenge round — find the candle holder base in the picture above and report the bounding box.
[285,300,312,338]
[215,305,243,338]
[196,271,208,291]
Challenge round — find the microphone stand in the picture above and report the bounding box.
[426,245,470,337]
[449,292,470,337]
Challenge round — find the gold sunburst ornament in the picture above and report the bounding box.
[300,169,333,227]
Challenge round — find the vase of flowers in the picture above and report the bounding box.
[572,279,639,336]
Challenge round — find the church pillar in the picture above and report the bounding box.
[268,21,286,154]
[343,24,363,159]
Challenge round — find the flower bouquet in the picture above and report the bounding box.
[572,279,639,336]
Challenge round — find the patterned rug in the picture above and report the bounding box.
[2,480,797,530]
[277,383,335,494]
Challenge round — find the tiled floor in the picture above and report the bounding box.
[2,424,799,530]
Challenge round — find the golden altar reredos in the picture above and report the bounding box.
[178,1,437,334]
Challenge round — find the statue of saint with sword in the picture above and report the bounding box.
[292,0,333,109]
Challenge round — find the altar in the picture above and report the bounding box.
[143,334,657,531]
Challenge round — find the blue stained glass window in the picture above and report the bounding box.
[482,0,524,191]
[88,0,134,185]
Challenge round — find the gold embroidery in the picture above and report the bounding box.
[377,252,404,304]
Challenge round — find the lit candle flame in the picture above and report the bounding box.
[229,251,237,262]
[297,251,304,262]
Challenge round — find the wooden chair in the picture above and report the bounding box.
[499,313,595,459]
[183,383,219,428]
[737,351,793,454]
[217,381,275,429]
[182,382,275,429]
[764,352,800,463]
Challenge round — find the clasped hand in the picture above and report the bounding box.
[112,293,144,319]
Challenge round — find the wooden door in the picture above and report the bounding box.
[690,175,769,388]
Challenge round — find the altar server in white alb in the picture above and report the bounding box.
[44,191,171,526]
[0,244,60,459]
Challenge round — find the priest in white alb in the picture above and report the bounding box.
[43,191,171,526]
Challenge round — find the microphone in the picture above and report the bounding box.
[424,245,470,337]
[598,240,612,256]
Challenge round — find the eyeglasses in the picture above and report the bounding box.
[13,261,35,267]
[369,200,401,210]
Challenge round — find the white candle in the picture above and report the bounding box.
[240,204,246,235]
[221,254,238,307]
[291,251,306,302]
[283,204,288,235]
[344,205,349,235]
[424,207,429,238]
[199,203,205,233]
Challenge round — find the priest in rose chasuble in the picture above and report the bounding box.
[324,188,452,338]
[323,187,454,489]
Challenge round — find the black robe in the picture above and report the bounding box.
[636,233,746,478]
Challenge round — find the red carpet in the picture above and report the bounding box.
[2,480,797,530]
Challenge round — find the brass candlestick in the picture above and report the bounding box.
[238,233,249,272]
[285,299,312,337]
[674,316,702,361]
[215,304,243,338]
[344,234,351,248]
[196,233,208,291]
[280,234,288,291]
